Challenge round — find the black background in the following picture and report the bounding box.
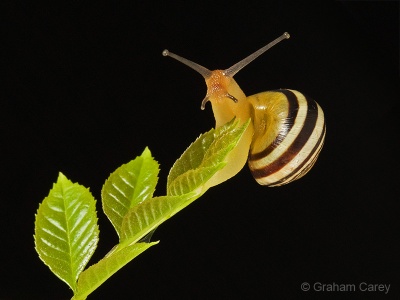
[2,1,399,299]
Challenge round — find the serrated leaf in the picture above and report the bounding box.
[72,242,158,300]
[167,118,250,196]
[34,173,99,292]
[120,193,198,242]
[102,147,159,239]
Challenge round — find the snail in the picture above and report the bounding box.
[163,32,325,187]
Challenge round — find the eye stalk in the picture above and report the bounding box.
[223,32,290,77]
[163,32,290,109]
[162,49,212,79]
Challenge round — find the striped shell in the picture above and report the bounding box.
[248,89,326,186]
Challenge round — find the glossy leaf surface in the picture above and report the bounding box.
[167,118,250,195]
[102,147,159,239]
[34,117,250,299]
[120,193,197,243]
[34,173,99,292]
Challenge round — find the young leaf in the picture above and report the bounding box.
[120,193,198,243]
[167,118,250,196]
[102,147,159,239]
[34,173,99,292]
[72,242,158,300]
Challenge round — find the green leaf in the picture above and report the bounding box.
[102,147,159,239]
[72,242,158,300]
[121,193,198,243]
[34,173,99,292]
[167,118,250,196]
